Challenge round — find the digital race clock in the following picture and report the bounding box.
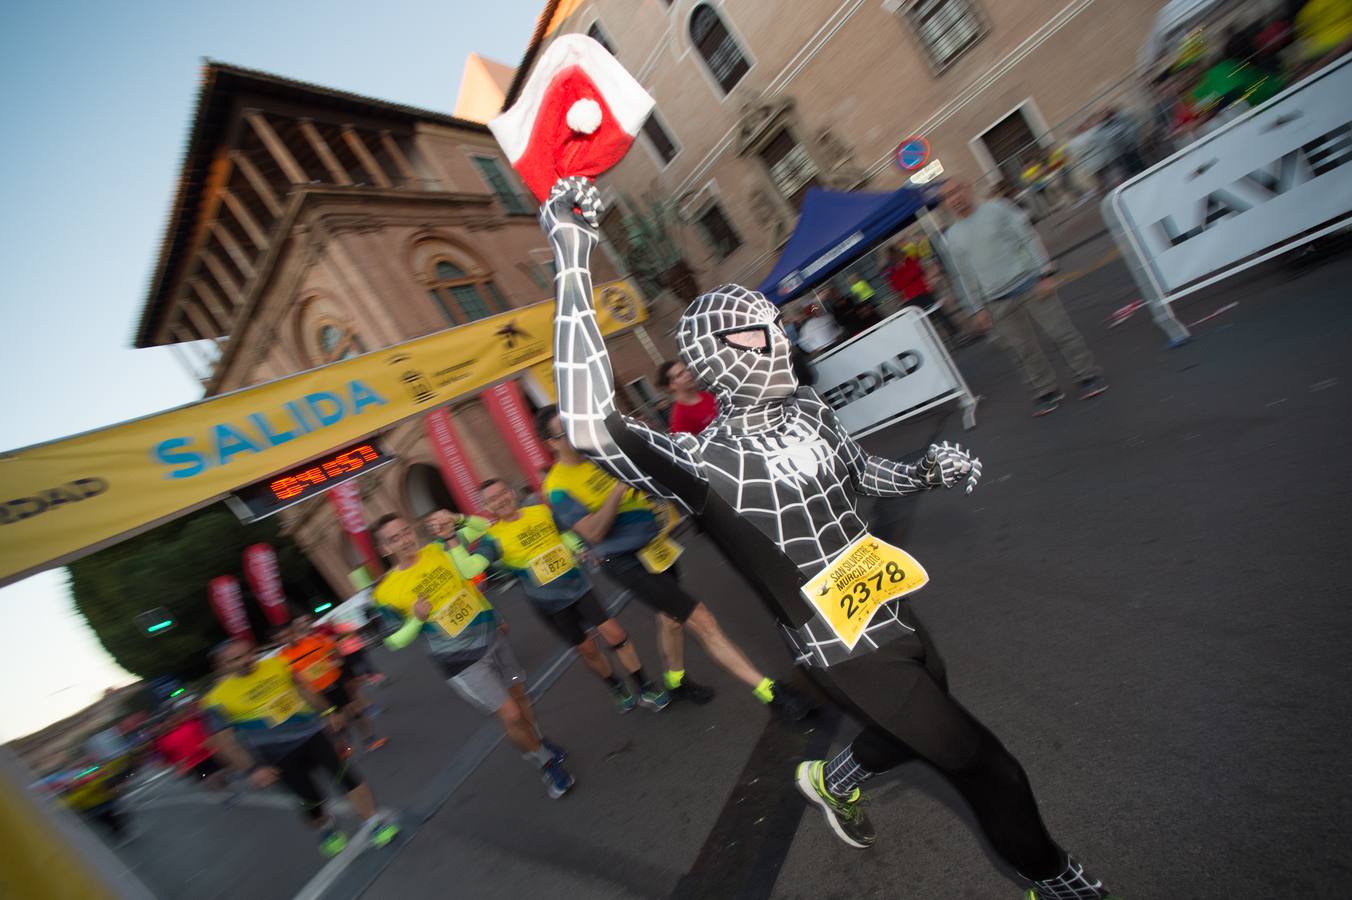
[226,440,396,523]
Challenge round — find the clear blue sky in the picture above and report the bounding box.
[0,0,542,741]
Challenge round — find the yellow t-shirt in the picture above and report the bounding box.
[543,459,652,515]
[373,544,495,652]
[202,656,313,730]
[486,506,575,577]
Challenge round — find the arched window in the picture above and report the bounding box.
[690,5,750,94]
[314,319,366,363]
[427,258,509,325]
[296,293,367,366]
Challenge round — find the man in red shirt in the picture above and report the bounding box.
[658,360,719,434]
[154,707,230,793]
[883,244,964,343]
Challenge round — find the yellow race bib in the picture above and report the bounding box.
[637,534,683,574]
[264,691,304,726]
[429,589,484,637]
[800,534,928,651]
[528,544,573,585]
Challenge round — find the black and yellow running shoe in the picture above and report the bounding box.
[794,760,875,849]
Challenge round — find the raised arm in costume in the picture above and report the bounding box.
[542,177,704,512]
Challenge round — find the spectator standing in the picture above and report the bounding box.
[828,287,880,338]
[883,244,964,341]
[939,179,1107,417]
[1063,118,1113,195]
[796,302,845,355]
[657,359,719,435]
[847,272,876,307]
[1293,0,1352,74]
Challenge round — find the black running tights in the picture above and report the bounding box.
[806,617,1065,880]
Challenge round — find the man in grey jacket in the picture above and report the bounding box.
[939,179,1107,416]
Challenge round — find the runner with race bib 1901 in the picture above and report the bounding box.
[371,514,574,800]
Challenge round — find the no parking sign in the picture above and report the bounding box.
[894,136,930,171]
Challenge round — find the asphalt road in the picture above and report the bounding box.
[107,235,1352,900]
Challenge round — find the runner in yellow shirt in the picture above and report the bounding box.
[452,480,671,714]
[370,513,575,800]
[201,640,398,857]
[537,407,812,721]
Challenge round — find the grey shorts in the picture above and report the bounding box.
[448,636,527,714]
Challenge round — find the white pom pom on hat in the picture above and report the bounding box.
[566,98,603,135]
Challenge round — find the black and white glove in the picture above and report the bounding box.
[541,175,604,232]
[919,442,983,495]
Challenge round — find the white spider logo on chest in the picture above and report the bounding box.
[756,420,833,483]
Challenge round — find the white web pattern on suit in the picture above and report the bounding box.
[544,177,981,667]
[1029,856,1109,899]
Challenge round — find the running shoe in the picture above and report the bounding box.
[669,677,715,705]
[639,685,671,712]
[541,759,575,800]
[1033,391,1065,417]
[1078,377,1109,400]
[542,738,567,766]
[612,682,638,713]
[319,829,349,858]
[768,683,815,722]
[365,736,388,752]
[369,820,400,849]
[794,760,875,849]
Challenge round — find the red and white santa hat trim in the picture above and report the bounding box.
[489,34,655,202]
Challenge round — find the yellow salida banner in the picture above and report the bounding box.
[0,280,646,586]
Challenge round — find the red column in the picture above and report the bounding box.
[481,380,553,491]
[424,407,484,514]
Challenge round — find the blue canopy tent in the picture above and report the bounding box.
[757,184,939,305]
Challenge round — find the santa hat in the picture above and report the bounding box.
[489,34,654,202]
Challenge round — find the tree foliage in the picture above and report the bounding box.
[68,503,317,682]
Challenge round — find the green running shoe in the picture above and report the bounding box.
[612,682,638,713]
[369,820,400,849]
[639,685,671,711]
[319,829,349,858]
[794,760,875,849]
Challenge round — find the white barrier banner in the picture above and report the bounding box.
[811,307,973,437]
[1108,55,1352,301]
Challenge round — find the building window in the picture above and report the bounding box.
[586,21,614,54]
[315,320,366,363]
[759,128,820,209]
[641,112,679,165]
[694,202,742,261]
[902,0,987,71]
[689,5,750,94]
[428,259,508,324]
[471,155,531,215]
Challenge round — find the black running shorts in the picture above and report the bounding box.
[539,590,612,646]
[601,557,697,622]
